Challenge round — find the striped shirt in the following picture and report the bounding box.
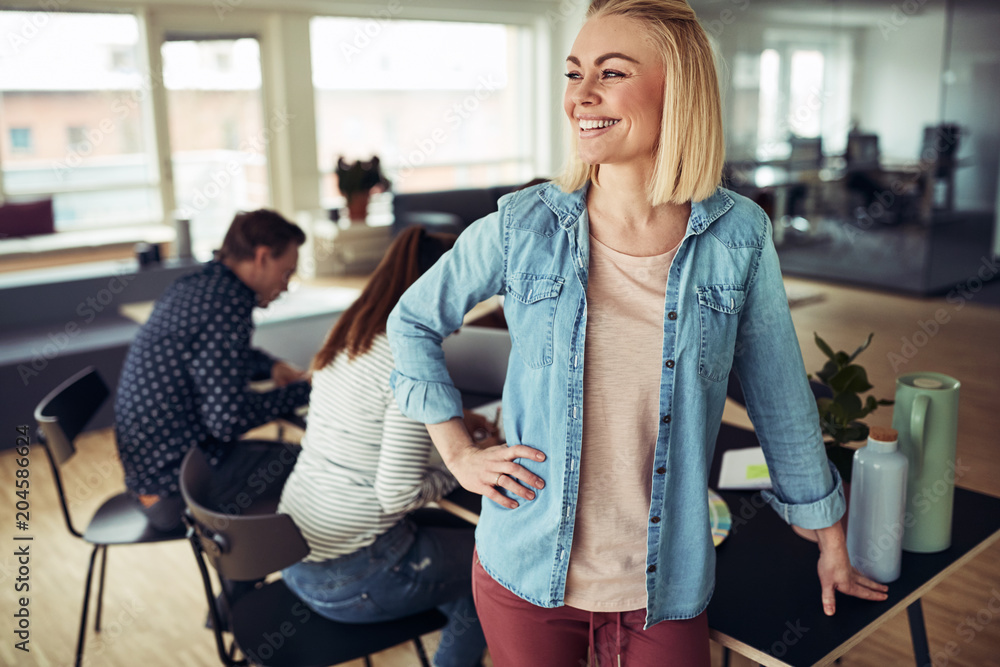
[278,334,457,562]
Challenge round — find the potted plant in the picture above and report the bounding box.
[335,156,391,225]
[809,332,894,483]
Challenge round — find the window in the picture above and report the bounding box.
[755,29,853,161]
[67,126,87,152]
[0,11,161,231]
[110,46,135,72]
[9,128,31,153]
[162,38,270,255]
[310,17,534,208]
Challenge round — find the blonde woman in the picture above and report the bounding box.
[388,1,888,664]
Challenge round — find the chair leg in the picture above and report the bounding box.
[364,656,373,667]
[413,637,431,667]
[76,545,100,667]
[95,546,108,632]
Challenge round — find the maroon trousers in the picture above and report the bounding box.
[472,552,711,667]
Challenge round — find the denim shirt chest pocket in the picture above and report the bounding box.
[505,273,564,368]
[696,284,746,382]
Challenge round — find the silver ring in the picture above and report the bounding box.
[495,473,504,487]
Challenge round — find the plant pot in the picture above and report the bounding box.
[346,192,371,225]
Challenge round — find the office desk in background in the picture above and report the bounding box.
[441,421,1000,667]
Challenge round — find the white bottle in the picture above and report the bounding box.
[846,426,909,583]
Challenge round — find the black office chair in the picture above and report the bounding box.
[179,446,448,667]
[33,366,187,667]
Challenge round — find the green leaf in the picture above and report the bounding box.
[848,333,875,362]
[816,360,839,384]
[814,333,836,360]
[829,365,873,395]
[834,351,850,367]
[833,392,863,419]
[842,421,869,443]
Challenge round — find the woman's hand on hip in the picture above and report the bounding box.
[451,441,546,509]
[427,418,545,510]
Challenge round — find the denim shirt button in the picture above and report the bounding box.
[667,311,678,320]
[665,359,675,368]
[650,516,661,524]
[661,414,671,424]
[656,467,666,474]
[647,565,657,573]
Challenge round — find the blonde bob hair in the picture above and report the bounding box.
[554,0,724,205]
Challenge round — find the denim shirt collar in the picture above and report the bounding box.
[536,181,736,236]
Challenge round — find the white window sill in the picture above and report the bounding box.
[0,225,175,259]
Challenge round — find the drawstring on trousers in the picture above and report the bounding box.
[587,611,623,667]
[617,611,622,667]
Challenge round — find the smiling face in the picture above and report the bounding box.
[563,14,666,170]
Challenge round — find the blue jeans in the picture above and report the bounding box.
[282,511,485,667]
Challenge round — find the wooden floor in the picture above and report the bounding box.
[1,274,998,667]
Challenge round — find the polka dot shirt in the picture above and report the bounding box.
[113,261,310,496]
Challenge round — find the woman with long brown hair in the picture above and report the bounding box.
[277,226,487,667]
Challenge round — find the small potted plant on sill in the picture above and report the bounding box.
[335,156,391,225]
[809,332,894,484]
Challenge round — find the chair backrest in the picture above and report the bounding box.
[846,133,880,170]
[789,135,823,166]
[442,325,511,398]
[180,446,310,582]
[34,366,109,466]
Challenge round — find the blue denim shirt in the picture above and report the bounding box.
[388,182,845,627]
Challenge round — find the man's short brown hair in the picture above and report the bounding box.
[218,209,306,262]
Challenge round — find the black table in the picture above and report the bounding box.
[441,422,1000,666]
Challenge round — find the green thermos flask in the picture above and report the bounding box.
[892,372,961,553]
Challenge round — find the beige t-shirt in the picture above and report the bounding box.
[563,233,678,612]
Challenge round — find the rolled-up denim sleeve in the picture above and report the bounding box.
[732,209,846,530]
[388,209,507,425]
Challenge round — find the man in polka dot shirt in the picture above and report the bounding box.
[114,209,312,531]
